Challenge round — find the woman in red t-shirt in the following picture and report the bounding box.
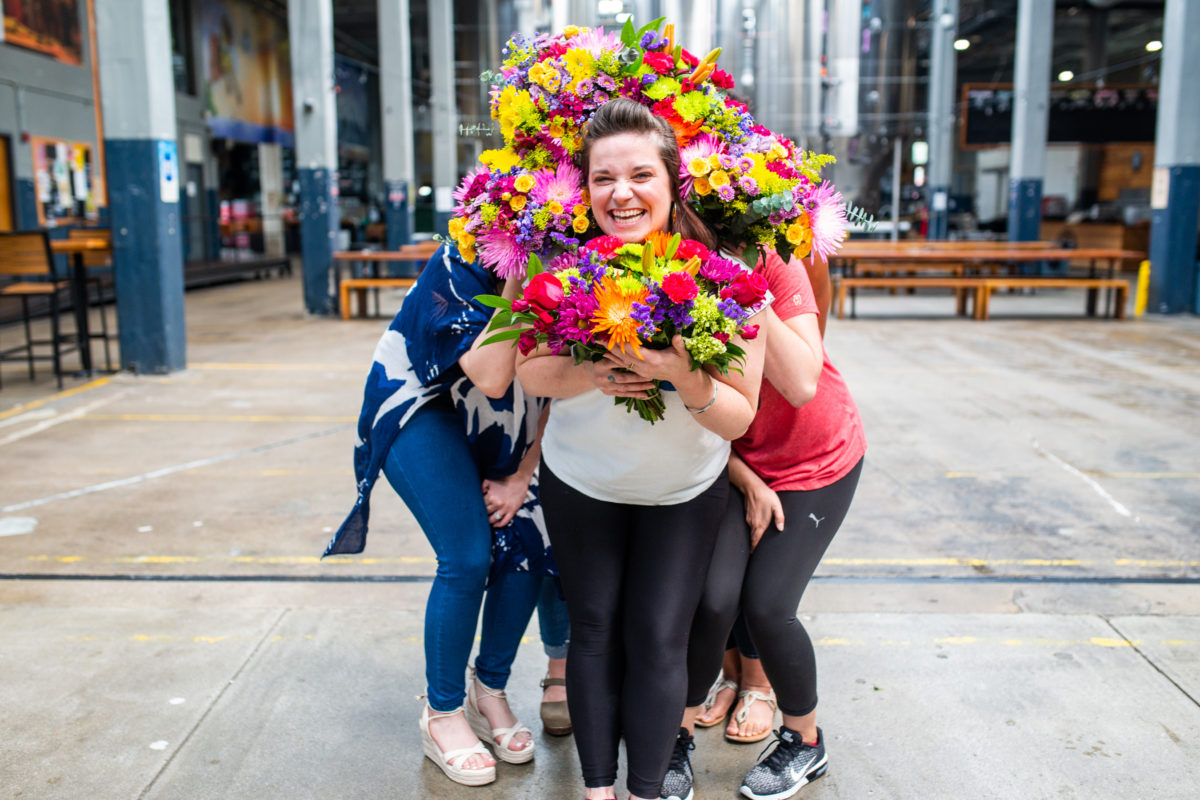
[659,253,866,800]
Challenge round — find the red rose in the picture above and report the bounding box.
[674,239,711,265]
[511,298,531,313]
[740,324,759,340]
[720,272,770,306]
[713,331,730,344]
[660,271,699,303]
[642,52,676,75]
[524,272,564,312]
[583,235,624,259]
[517,330,538,355]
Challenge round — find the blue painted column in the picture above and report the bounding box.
[1148,0,1200,314]
[288,0,339,315]
[925,0,958,240]
[95,0,186,373]
[379,0,415,254]
[1007,0,1053,244]
[429,0,458,235]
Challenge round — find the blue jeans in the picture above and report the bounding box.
[383,400,542,711]
[537,578,570,659]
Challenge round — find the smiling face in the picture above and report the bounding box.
[586,132,673,243]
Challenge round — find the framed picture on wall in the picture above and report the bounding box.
[30,135,97,225]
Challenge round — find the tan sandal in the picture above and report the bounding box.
[539,675,572,736]
[695,675,739,728]
[725,688,777,744]
[466,670,535,764]
[419,702,496,786]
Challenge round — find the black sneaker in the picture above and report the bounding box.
[659,727,695,800]
[739,727,827,800]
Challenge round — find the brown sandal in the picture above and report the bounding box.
[540,675,572,736]
[695,675,739,728]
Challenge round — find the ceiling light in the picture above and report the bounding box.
[1058,70,1074,82]
[953,38,970,51]
[1146,40,1162,53]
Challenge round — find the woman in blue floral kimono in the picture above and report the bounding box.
[326,243,566,787]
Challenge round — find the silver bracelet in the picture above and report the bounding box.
[687,380,718,415]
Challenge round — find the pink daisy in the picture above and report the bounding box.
[809,181,848,263]
[531,162,583,210]
[476,227,530,279]
[572,27,621,58]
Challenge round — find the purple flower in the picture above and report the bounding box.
[699,255,743,284]
[596,74,616,91]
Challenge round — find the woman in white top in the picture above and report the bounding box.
[516,98,766,800]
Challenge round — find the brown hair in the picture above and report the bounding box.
[580,98,717,250]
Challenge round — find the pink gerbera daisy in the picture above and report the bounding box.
[531,162,583,211]
[809,181,848,263]
[476,227,530,279]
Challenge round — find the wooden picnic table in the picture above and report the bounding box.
[332,243,439,319]
[829,244,1145,319]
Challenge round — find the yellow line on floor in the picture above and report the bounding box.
[0,377,111,421]
[188,362,366,372]
[80,413,357,423]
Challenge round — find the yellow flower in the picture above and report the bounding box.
[785,221,806,246]
[563,48,595,80]
[709,170,730,189]
[572,215,591,233]
[573,203,588,216]
[795,211,811,229]
[548,201,564,215]
[688,157,711,177]
[548,120,566,139]
[563,25,581,37]
[459,233,475,249]
[529,63,546,82]
[708,154,723,170]
[514,174,535,193]
[769,142,789,161]
[480,147,521,173]
[460,245,477,263]
[792,240,811,260]
[510,195,527,211]
[447,217,465,237]
[694,177,712,196]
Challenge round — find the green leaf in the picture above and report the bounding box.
[741,243,759,267]
[621,17,636,46]
[475,294,511,309]
[479,329,525,347]
[526,254,543,279]
[636,17,666,38]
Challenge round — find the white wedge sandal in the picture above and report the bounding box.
[466,668,536,764]
[419,702,497,786]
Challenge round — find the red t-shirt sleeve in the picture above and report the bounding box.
[762,251,819,321]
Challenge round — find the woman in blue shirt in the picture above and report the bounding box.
[326,244,565,787]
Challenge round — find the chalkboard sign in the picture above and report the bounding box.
[962,83,1157,147]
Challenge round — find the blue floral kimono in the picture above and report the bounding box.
[324,245,555,582]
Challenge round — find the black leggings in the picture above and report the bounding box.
[686,458,863,717]
[540,462,728,798]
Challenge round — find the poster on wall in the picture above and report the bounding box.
[2,0,82,65]
[200,0,294,146]
[31,136,95,225]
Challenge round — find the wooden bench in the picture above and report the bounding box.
[833,275,1131,321]
[834,276,989,319]
[976,277,1129,320]
[339,276,418,320]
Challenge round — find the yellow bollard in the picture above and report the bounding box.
[1134,260,1151,317]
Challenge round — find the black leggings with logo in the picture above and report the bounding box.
[540,461,728,798]
[686,458,863,717]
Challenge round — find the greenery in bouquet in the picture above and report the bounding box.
[447,17,849,280]
[476,233,767,423]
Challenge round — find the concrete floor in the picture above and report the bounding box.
[1,274,1198,799]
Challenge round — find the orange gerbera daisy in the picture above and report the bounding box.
[644,230,673,257]
[591,276,649,357]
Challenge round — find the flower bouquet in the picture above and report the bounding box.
[447,18,849,279]
[476,232,767,423]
